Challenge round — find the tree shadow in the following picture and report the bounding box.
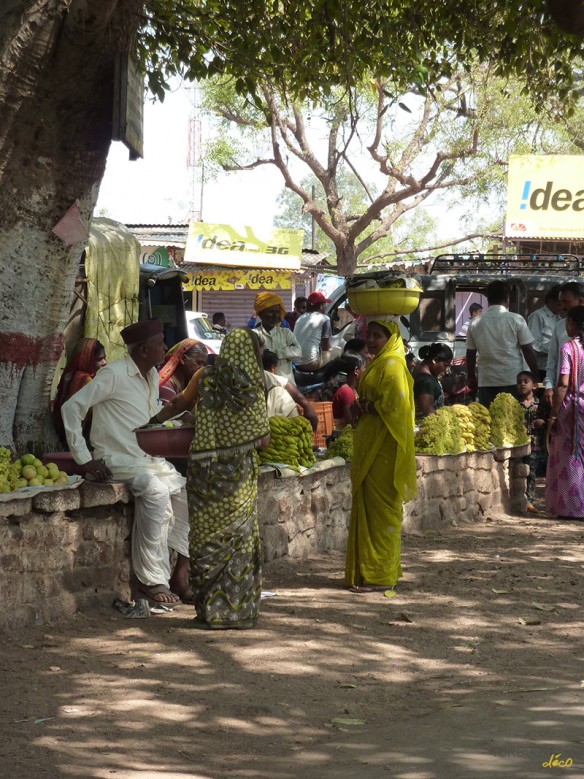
[2,517,584,778]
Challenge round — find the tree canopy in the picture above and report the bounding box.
[140,0,584,109]
[202,67,578,274]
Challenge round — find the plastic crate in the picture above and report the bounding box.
[307,401,334,449]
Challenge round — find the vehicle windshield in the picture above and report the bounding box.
[187,315,215,340]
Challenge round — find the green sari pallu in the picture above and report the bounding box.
[187,329,269,629]
[345,322,417,588]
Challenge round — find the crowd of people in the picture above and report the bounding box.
[52,276,584,628]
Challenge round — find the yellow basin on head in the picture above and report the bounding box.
[347,286,422,316]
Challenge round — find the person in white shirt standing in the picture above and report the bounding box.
[61,319,191,607]
[528,284,562,381]
[544,281,584,405]
[466,280,539,408]
[295,291,341,370]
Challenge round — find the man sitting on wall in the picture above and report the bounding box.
[254,292,302,384]
[61,319,191,606]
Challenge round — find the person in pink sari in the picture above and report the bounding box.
[546,306,584,519]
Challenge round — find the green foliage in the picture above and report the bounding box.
[201,65,574,273]
[139,1,584,111]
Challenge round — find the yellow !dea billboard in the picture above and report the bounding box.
[505,155,584,239]
[185,222,303,269]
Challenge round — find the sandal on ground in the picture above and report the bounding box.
[526,503,538,513]
[349,584,394,594]
[191,617,257,630]
[136,582,180,605]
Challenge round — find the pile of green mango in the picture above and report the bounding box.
[259,416,316,471]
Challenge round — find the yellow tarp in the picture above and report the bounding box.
[85,218,140,362]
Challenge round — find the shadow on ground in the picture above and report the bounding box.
[2,499,584,779]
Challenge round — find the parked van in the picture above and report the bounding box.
[327,253,583,360]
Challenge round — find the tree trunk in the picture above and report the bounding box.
[334,241,358,277]
[0,1,141,451]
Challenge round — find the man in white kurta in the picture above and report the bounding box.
[61,319,190,605]
[254,292,302,384]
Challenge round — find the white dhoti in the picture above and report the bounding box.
[107,457,190,588]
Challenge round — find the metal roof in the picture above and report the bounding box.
[126,223,189,248]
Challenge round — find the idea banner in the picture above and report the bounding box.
[505,155,584,239]
[185,222,303,269]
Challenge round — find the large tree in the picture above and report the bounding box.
[203,69,577,275]
[1,1,583,449]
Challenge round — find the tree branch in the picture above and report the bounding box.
[222,158,276,171]
[362,232,499,263]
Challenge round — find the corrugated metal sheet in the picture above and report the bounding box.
[197,284,309,330]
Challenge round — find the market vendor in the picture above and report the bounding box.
[253,292,302,384]
[61,318,192,607]
[412,343,453,419]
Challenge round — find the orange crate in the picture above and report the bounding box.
[307,401,334,449]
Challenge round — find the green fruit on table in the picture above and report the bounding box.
[36,465,49,478]
[20,453,35,466]
[27,477,43,486]
[22,465,37,481]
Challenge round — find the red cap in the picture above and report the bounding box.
[307,291,330,305]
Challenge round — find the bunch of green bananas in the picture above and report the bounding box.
[468,402,492,450]
[259,415,316,470]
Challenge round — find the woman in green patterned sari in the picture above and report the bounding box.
[187,328,270,630]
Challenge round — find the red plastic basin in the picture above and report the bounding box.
[134,426,195,458]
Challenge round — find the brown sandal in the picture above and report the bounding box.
[136,582,180,605]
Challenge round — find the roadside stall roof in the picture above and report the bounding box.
[126,223,189,249]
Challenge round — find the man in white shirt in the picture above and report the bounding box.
[466,280,539,407]
[528,285,562,379]
[295,291,341,370]
[61,319,190,607]
[254,292,302,384]
[544,281,584,405]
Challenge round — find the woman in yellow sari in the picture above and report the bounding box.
[346,318,417,592]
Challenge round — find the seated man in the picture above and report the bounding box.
[61,319,191,606]
[295,291,341,370]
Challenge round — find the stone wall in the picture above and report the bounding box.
[0,448,527,630]
[0,483,133,631]
[258,459,352,561]
[404,445,529,533]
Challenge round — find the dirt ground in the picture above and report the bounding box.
[2,482,584,779]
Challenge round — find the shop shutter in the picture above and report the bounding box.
[199,284,307,330]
